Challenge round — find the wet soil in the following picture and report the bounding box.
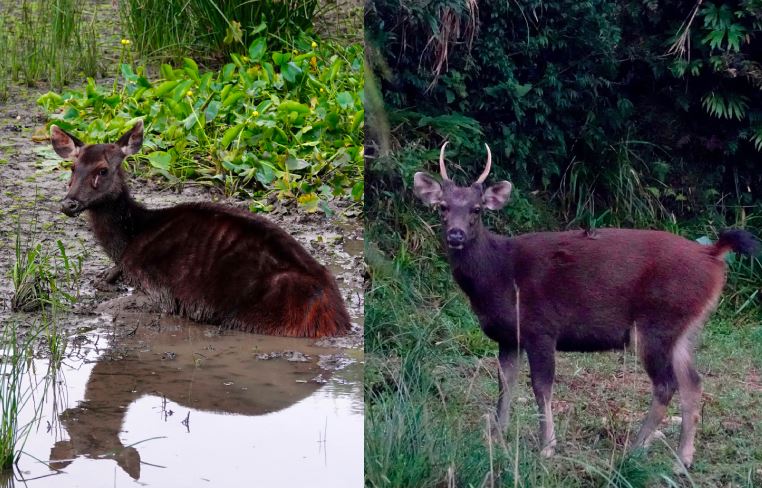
[0,84,363,487]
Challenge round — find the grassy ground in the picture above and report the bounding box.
[364,191,762,487]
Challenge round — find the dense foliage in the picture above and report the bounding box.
[38,34,364,211]
[367,0,762,227]
[119,0,319,60]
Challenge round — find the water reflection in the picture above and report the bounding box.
[13,320,363,487]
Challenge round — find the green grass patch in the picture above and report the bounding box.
[119,0,318,61]
[0,0,102,95]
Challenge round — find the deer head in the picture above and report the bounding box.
[51,121,144,217]
[414,143,513,249]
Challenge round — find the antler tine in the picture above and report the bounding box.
[439,141,450,180]
[475,143,492,184]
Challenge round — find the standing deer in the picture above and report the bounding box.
[413,142,759,467]
[51,121,350,337]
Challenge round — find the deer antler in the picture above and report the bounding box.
[475,144,491,184]
[439,141,450,180]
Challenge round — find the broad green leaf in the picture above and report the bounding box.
[336,91,353,109]
[283,62,302,83]
[153,80,179,98]
[37,91,64,111]
[255,164,275,185]
[147,151,171,171]
[222,63,236,82]
[278,101,309,113]
[286,156,310,170]
[160,64,175,80]
[171,80,194,101]
[222,91,245,108]
[248,37,267,62]
[120,64,137,83]
[183,58,199,80]
[221,123,245,148]
[351,181,363,201]
[204,100,221,121]
[351,109,364,133]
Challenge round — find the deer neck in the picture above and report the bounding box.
[86,190,148,263]
[448,226,488,274]
[448,227,512,297]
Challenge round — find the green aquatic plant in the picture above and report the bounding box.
[38,33,364,212]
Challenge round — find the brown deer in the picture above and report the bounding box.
[50,121,350,337]
[413,142,760,467]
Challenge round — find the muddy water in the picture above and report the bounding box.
[12,318,363,487]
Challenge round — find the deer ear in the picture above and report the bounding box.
[117,120,144,156]
[50,125,83,159]
[413,172,443,206]
[483,181,512,210]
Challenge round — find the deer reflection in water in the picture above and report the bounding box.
[49,318,329,479]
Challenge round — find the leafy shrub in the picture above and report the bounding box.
[38,34,364,211]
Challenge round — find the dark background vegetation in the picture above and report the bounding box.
[367,0,761,228]
[365,1,762,486]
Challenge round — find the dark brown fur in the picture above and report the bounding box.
[51,121,350,337]
[414,148,760,467]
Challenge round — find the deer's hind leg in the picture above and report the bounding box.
[672,331,702,468]
[526,338,557,457]
[632,323,678,450]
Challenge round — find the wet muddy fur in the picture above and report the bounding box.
[414,145,761,467]
[51,122,350,337]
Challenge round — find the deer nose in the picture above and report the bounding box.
[60,198,82,217]
[446,228,466,247]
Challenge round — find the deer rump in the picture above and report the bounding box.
[113,202,348,338]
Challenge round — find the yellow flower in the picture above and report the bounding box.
[311,41,317,49]
[186,90,193,97]
[252,111,259,117]
[320,87,325,93]
[120,39,131,45]
[310,56,317,69]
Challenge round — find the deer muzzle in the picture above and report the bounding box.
[61,198,84,217]
[446,228,466,249]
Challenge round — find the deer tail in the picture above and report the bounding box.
[711,229,760,257]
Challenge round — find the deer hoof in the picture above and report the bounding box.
[540,445,555,458]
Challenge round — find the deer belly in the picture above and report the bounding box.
[555,322,631,352]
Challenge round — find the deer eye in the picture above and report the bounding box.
[471,206,481,214]
[439,204,449,212]
[98,168,108,176]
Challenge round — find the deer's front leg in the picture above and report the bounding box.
[494,344,520,435]
[526,340,557,457]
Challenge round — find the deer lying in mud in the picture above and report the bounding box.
[413,142,760,467]
[50,121,350,337]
